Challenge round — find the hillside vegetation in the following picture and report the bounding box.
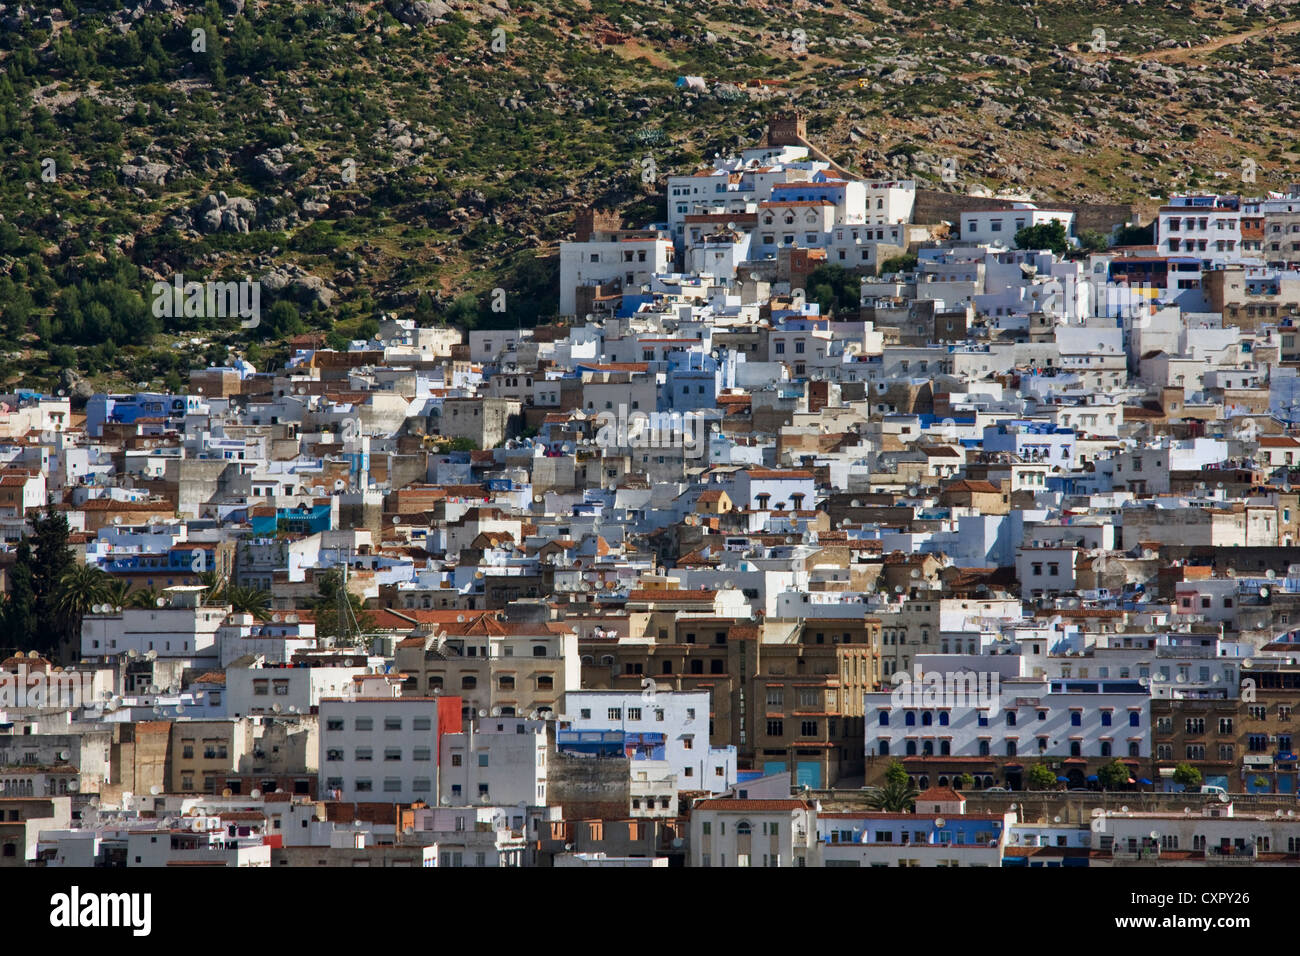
[2,0,1299,391]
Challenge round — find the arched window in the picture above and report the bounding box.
[879,740,890,756]
[736,820,752,836]
[921,712,933,727]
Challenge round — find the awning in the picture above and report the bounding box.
[1087,774,1099,782]
[1056,776,1069,782]
[1004,764,1023,770]
[1138,778,1153,785]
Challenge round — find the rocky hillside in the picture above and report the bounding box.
[2,0,1300,392]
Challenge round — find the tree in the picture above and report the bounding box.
[1097,759,1133,790]
[1027,763,1058,791]
[1172,763,1203,790]
[54,563,111,659]
[884,759,909,788]
[265,300,304,337]
[1075,229,1110,254]
[311,569,372,644]
[804,264,861,318]
[1014,220,1070,256]
[103,576,132,610]
[957,772,974,790]
[879,253,918,275]
[26,508,75,658]
[1114,223,1154,246]
[3,539,37,650]
[197,569,226,604]
[866,777,920,813]
[128,587,160,609]
[225,585,272,621]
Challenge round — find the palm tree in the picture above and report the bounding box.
[866,777,920,813]
[225,585,271,621]
[128,586,160,609]
[103,577,131,610]
[55,564,112,659]
[55,564,111,618]
[197,569,226,605]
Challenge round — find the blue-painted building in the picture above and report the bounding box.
[249,503,332,536]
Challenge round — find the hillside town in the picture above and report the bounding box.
[5,113,1300,869]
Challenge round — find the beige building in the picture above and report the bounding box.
[170,718,255,794]
[395,616,580,721]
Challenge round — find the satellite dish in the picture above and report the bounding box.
[251,789,262,799]
[155,598,165,608]
[150,785,162,795]
[272,703,283,713]
[934,817,945,828]
[478,709,487,718]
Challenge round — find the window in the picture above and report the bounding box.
[608,708,622,721]
[384,717,402,731]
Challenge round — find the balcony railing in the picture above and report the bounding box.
[1111,844,1161,862]
[1206,845,1258,864]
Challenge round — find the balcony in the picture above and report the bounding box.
[1205,845,1258,864]
[1111,844,1161,863]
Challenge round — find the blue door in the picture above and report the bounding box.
[796,761,822,789]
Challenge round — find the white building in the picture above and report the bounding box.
[689,797,816,867]
[319,695,444,804]
[559,236,675,316]
[439,716,548,807]
[960,204,1076,248]
[563,689,737,793]
[81,586,227,664]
